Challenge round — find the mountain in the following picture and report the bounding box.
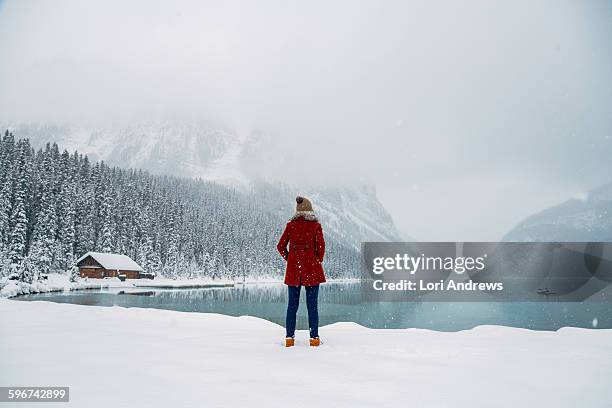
[503,183,612,241]
[253,182,401,250]
[305,185,400,247]
[4,120,248,185]
[3,121,403,248]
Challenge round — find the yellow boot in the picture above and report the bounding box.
[309,337,321,347]
[285,337,295,347]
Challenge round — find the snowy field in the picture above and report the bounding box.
[1,300,611,408]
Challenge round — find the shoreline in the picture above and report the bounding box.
[0,273,361,299]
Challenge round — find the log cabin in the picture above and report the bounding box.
[76,252,145,279]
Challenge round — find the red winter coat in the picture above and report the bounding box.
[277,215,326,286]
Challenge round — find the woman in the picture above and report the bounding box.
[277,196,326,347]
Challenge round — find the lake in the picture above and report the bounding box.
[14,282,612,331]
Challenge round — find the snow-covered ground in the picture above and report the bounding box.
[0,273,123,298]
[1,300,611,408]
[0,273,239,298]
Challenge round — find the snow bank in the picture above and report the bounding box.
[1,300,611,408]
[0,273,241,298]
[0,274,126,298]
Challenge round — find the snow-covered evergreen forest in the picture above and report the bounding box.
[0,131,359,282]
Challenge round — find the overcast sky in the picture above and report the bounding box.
[1,0,611,240]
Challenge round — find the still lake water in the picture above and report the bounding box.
[15,282,612,331]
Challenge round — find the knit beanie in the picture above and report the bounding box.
[296,196,314,212]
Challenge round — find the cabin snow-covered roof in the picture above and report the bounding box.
[76,252,144,272]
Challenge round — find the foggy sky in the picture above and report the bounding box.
[1,0,611,240]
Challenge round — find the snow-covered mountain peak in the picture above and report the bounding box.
[504,182,612,242]
[4,120,246,185]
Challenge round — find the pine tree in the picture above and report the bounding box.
[0,178,11,273]
[0,134,12,275]
[8,141,29,277]
[29,147,58,277]
[58,181,77,271]
[69,263,80,282]
[99,197,114,254]
[20,256,37,284]
[149,235,162,276]
[138,235,153,274]
[75,157,95,256]
[54,150,76,272]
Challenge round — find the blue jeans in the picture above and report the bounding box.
[286,285,319,338]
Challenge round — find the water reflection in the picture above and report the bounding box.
[15,282,612,331]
